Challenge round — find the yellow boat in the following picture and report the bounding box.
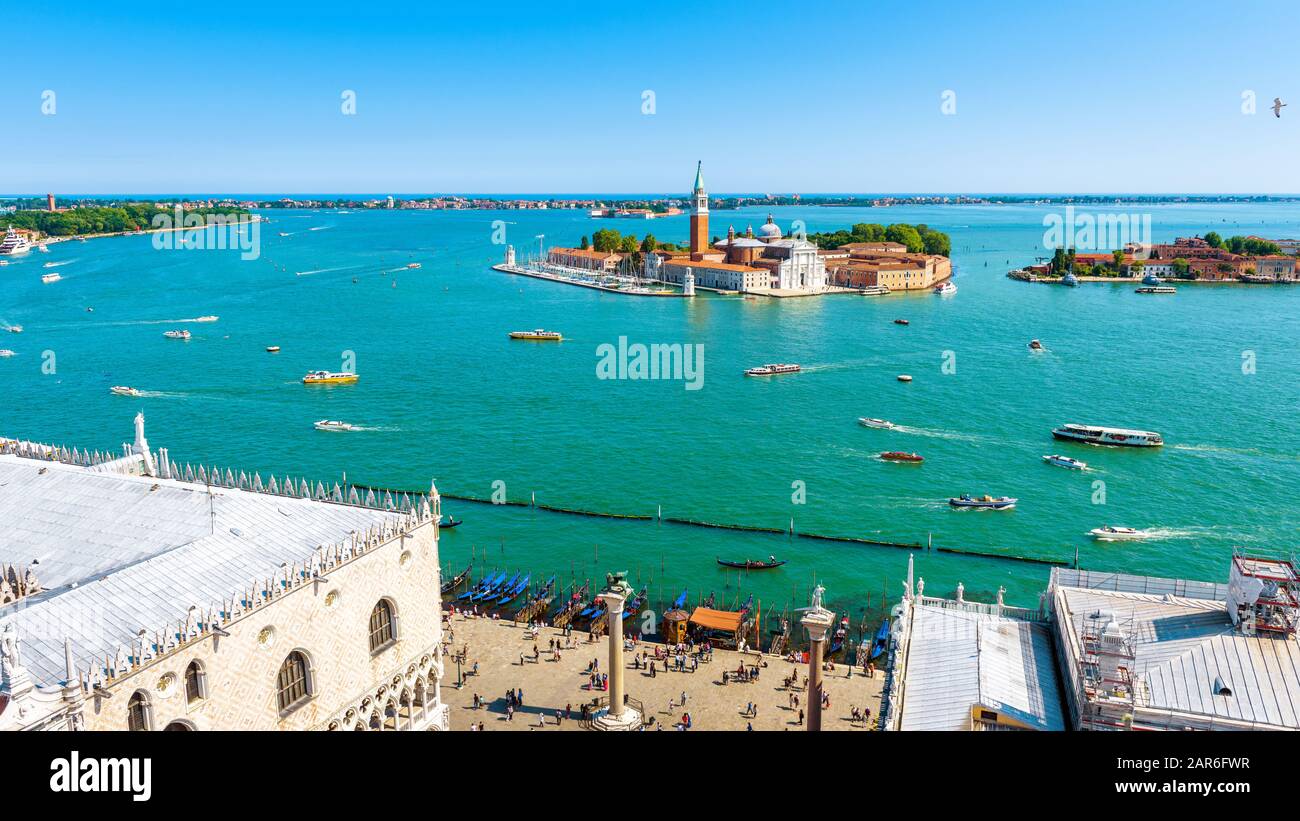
[509,328,563,341]
[302,370,358,385]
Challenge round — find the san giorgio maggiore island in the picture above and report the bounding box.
[494,162,953,298]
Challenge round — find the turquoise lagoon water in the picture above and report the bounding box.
[3,202,1300,619]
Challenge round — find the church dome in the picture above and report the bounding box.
[758,215,782,240]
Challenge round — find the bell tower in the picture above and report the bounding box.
[689,160,709,258]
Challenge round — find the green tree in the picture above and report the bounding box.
[885,224,924,253]
[1203,231,1222,248]
[579,235,589,250]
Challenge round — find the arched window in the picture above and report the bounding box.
[276,651,312,713]
[127,690,152,731]
[368,599,397,654]
[184,660,207,705]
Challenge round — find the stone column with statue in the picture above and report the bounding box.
[799,584,835,732]
[591,571,641,731]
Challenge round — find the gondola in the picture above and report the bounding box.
[457,570,503,601]
[869,618,890,661]
[622,587,649,620]
[716,557,787,570]
[478,572,520,603]
[671,588,689,610]
[439,516,463,529]
[496,573,531,607]
[441,563,472,595]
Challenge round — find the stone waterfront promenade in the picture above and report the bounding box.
[439,610,884,731]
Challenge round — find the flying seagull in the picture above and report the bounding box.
[1273,97,1287,118]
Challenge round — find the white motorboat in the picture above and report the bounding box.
[858,417,895,429]
[194,315,219,322]
[314,420,355,432]
[110,386,143,397]
[0,349,15,358]
[3,325,22,334]
[1089,525,1148,541]
[745,363,801,376]
[1043,454,1087,470]
[1028,339,1044,351]
[163,329,191,340]
[41,273,62,283]
[1052,423,1163,447]
[933,281,957,295]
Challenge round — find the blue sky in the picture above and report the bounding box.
[2,0,1298,194]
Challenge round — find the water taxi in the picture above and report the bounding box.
[1042,454,1087,470]
[893,319,910,326]
[3,325,22,334]
[42,261,60,268]
[1136,285,1177,294]
[41,273,62,283]
[406,262,421,269]
[266,345,281,353]
[302,370,358,384]
[1089,525,1148,541]
[880,451,923,463]
[949,494,1017,510]
[162,329,191,340]
[897,374,913,382]
[933,281,957,295]
[110,386,143,397]
[195,315,219,322]
[1028,339,1044,351]
[1052,423,1163,448]
[509,329,563,341]
[744,363,801,376]
[313,420,355,432]
[0,349,15,358]
[858,417,895,429]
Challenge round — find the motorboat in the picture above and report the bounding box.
[880,451,923,463]
[110,386,143,397]
[745,363,801,376]
[406,262,421,269]
[3,325,22,334]
[266,345,281,353]
[949,494,1017,510]
[858,285,890,296]
[1089,525,1148,541]
[1043,454,1087,470]
[162,329,191,339]
[1052,423,1163,448]
[893,319,910,326]
[897,374,913,382]
[0,227,32,256]
[1028,339,1044,351]
[0,349,15,358]
[1136,285,1177,294]
[509,328,563,341]
[858,417,895,429]
[303,370,358,384]
[933,281,957,295]
[194,315,219,322]
[1061,272,1078,286]
[313,420,355,431]
[41,273,62,283]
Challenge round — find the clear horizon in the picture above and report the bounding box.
[3,0,1298,194]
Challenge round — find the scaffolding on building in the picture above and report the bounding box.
[1077,609,1138,731]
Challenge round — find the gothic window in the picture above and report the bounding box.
[127,690,152,731]
[276,651,312,713]
[184,660,207,704]
[369,599,397,654]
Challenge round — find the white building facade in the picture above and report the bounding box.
[0,415,449,732]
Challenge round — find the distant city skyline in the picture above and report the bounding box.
[3,0,1298,194]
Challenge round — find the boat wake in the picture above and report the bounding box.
[308,225,331,232]
[890,424,984,442]
[348,425,400,433]
[295,265,360,277]
[42,259,76,268]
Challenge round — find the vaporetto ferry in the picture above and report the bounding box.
[1051,423,1163,448]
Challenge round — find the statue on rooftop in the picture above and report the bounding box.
[0,622,22,674]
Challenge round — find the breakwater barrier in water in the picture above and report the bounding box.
[351,484,1073,568]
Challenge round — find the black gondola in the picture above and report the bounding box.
[441,563,472,594]
[440,516,463,529]
[716,556,787,570]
